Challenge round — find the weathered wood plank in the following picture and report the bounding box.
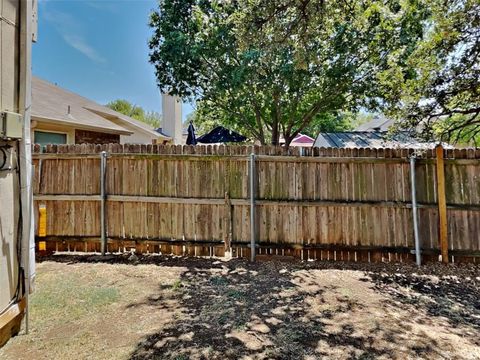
[436,145,449,263]
[31,145,480,262]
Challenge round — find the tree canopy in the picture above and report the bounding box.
[149,0,479,146]
[189,102,356,139]
[106,99,163,128]
[381,0,480,145]
[149,0,429,146]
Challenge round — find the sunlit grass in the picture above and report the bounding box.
[30,269,119,325]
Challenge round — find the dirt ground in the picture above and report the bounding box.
[1,255,479,360]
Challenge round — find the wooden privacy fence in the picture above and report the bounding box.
[32,144,480,263]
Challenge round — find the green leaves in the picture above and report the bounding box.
[381,0,480,145]
[106,99,162,128]
[149,0,432,145]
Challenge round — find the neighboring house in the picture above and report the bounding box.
[160,94,183,144]
[354,116,395,132]
[313,131,427,148]
[314,115,442,148]
[31,76,170,146]
[155,126,189,145]
[289,133,315,147]
[197,126,247,144]
[276,133,315,147]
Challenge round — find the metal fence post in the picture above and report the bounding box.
[249,152,256,262]
[100,151,107,255]
[410,156,421,266]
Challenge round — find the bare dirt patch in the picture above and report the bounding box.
[1,255,479,360]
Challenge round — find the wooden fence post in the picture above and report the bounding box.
[224,192,233,258]
[435,144,449,263]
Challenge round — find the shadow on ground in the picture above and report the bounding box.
[128,260,390,360]
[369,269,480,332]
[39,254,480,359]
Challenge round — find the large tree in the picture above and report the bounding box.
[189,101,356,139]
[381,0,480,145]
[106,99,163,128]
[149,0,428,146]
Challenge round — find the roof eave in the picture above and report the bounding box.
[85,107,171,140]
[32,115,134,135]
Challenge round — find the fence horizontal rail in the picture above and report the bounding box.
[32,143,480,158]
[31,152,480,165]
[35,236,480,258]
[33,194,480,212]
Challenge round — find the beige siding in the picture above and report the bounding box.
[119,122,158,144]
[0,0,21,311]
[32,120,76,144]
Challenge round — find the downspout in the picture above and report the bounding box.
[410,155,421,266]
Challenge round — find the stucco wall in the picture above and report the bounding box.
[161,94,182,144]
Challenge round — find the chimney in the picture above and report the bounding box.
[161,94,183,144]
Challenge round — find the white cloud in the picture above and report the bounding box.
[85,1,117,13]
[43,6,107,64]
[62,34,106,63]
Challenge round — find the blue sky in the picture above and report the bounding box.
[34,0,193,119]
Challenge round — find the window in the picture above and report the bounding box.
[34,131,67,147]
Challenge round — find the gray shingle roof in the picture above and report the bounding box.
[32,76,169,139]
[313,131,435,148]
[355,117,395,131]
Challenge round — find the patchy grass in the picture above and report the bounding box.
[171,279,183,291]
[30,271,119,324]
[1,255,479,360]
[0,259,185,360]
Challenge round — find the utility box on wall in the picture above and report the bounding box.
[1,0,35,348]
[1,111,23,139]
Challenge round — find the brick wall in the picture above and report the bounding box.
[75,130,120,144]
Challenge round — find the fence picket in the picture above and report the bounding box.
[32,144,480,262]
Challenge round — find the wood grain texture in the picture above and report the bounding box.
[32,144,480,262]
[436,145,449,263]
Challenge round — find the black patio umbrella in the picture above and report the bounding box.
[186,122,197,145]
[197,126,247,144]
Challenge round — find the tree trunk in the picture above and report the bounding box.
[271,121,280,146]
[283,135,293,150]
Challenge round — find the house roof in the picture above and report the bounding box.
[355,116,395,132]
[197,126,247,143]
[313,131,437,149]
[290,133,315,145]
[32,76,169,140]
